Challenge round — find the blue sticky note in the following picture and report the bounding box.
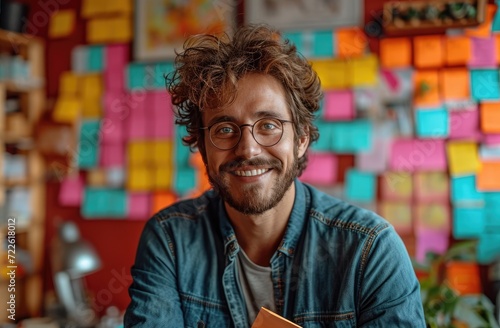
[345,169,376,202]
[153,62,175,88]
[312,30,334,58]
[127,63,147,90]
[493,8,500,32]
[453,206,485,239]
[415,107,449,138]
[174,167,196,196]
[174,125,191,167]
[311,121,334,152]
[78,120,100,169]
[470,69,500,100]
[82,188,127,218]
[87,45,104,72]
[283,31,304,55]
[331,120,373,153]
[477,233,500,264]
[485,192,500,228]
[450,175,484,204]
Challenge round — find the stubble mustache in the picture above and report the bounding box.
[219,157,283,172]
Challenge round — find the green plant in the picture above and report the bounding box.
[416,241,500,328]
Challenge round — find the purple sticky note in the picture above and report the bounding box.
[389,138,447,172]
[469,37,497,68]
[59,174,84,206]
[483,133,500,145]
[128,192,151,220]
[449,108,481,140]
[323,90,354,121]
[415,229,449,263]
[100,142,125,167]
[300,152,338,185]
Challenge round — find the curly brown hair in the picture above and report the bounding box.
[166,24,323,175]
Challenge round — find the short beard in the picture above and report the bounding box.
[208,148,299,215]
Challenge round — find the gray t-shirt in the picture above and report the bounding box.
[236,249,277,324]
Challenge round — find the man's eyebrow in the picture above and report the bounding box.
[206,115,236,127]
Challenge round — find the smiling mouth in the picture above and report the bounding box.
[233,168,270,177]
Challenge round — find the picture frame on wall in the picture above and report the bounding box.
[134,0,237,61]
[245,0,363,30]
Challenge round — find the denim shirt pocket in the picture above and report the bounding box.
[294,311,356,328]
[181,294,233,328]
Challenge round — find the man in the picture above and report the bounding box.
[124,24,425,327]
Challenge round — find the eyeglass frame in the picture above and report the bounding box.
[200,117,294,150]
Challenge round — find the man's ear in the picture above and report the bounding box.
[297,128,309,158]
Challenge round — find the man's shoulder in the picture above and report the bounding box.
[304,183,390,236]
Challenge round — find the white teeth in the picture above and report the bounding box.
[234,168,268,177]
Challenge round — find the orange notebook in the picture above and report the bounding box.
[251,307,301,328]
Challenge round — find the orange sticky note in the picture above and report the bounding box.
[336,27,367,59]
[466,4,496,38]
[445,36,471,66]
[379,37,412,68]
[414,70,440,105]
[480,102,500,133]
[477,161,500,190]
[151,191,177,215]
[440,68,470,101]
[49,9,76,38]
[414,35,444,69]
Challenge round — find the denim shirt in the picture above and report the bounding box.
[124,180,425,327]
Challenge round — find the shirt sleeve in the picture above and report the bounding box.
[124,217,185,327]
[357,225,426,327]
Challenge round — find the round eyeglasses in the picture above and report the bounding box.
[200,117,293,150]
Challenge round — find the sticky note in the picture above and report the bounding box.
[451,175,484,204]
[389,138,447,172]
[477,233,500,264]
[154,166,173,190]
[127,63,147,90]
[300,152,337,185]
[416,229,449,263]
[356,133,390,173]
[100,113,124,143]
[82,0,133,17]
[59,71,80,97]
[99,142,125,167]
[323,90,354,121]
[413,70,440,106]
[413,35,444,68]
[312,30,334,58]
[81,98,102,118]
[444,36,471,66]
[152,140,173,166]
[378,201,412,235]
[72,46,88,73]
[174,167,196,196]
[310,59,349,89]
[453,206,485,239]
[58,174,84,206]
[105,167,125,187]
[128,141,152,167]
[53,97,81,123]
[477,161,500,191]
[336,27,367,59]
[87,45,104,72]
[87,16,132,44]
[415,203,450,232]
[128,192,151,220]
[469,37,497,68]
[49,9,75,38]
[480,144,500,161]
[480,102,500,133]
[415,107,449,138]
[440,68,470,101]
[348,54,378,87]
[153,62,175,89]
[414,171,449,203]
[310,121,333,152]
[104,68,125,93]
[78,120,101,169]
[485,192,500,227]
[379,37,411,68]
[87,168,107,187]
[127,166,153,191]
[106,44,129,71]
[81,74,103,100]
[449,108,481,140]
[380,172,412,201]
[345,169,376,203]
[447,141,481,176]
[174,126,191,167]
[82,187,127,218]
[330,120,373,153]
[283,31,305,55]
[470,69,500,101]
[151,191,177,215]
[483,133,500,145]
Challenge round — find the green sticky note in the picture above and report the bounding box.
[477,233,500,264]
[415,107,449,138]
[174,167,196,196]
[78,119,100,169]
[453,206,485,239]
[283,31,305,55]
[127,63,147,90]
[312,30,334,58]
[470,69,500,100]
[345,169,376,202]
[311,121,334,152]
[87,45,104,72]
[331,120,373,153]
[82,188,127,218]
[153,62,175,89]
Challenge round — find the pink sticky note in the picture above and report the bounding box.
[101,113,124,143]
[449,108,481,140]
[100,142,125,167]
[105,44,129,71]
[59,174,84,206]
[104,68,125,93]
[483,133,500,145]
[323,90,354,121]
[104,92,129,118]
[128,192,151,220]
[415,229,449,263]
[389,138,447,172]
[469,37,497,68]
[300,152,337,185]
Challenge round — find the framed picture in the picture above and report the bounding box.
[134,0,237,61]
[245,0,363,30]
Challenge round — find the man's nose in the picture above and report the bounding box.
[233,127,262,158]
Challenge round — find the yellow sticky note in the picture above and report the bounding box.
[310,59,349,90]
[348,54,378,87]
[49,9,75,38]
[378,201,412,236]
[152,141,173,166]
[59,71,80,97]
[87,16,132,44]
[154,166,173,190]
[81,74,103,100]
[381,172,412,201]
[82,0,132,17]
[128,166,153,191]
[128,141,152,167]
[81,97,102,118]
[52,97,81,123]
[447,141,481,176]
